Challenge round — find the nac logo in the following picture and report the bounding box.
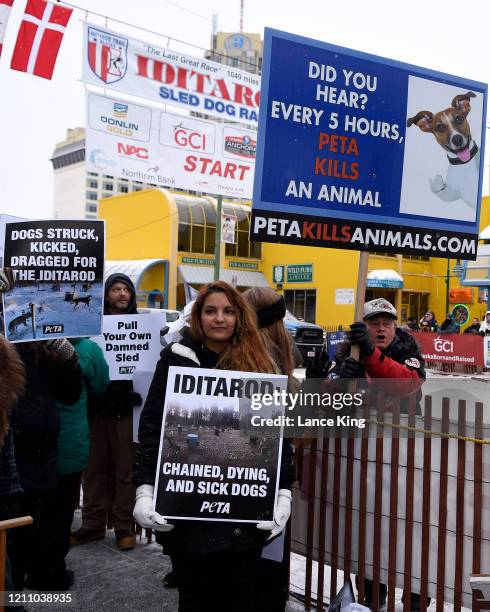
[434,336,453,353]
[117,143,149,159]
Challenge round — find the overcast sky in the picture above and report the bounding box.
[0,0,489,219]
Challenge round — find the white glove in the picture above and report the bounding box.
[133,484,174,532]
[257,489,291,540]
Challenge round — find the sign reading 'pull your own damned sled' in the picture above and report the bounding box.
[250,29,487,259]
[154,367,287,522]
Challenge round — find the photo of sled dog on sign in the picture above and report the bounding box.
[407,91,479,209]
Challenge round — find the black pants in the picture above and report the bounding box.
[7,490,53,590]
[170,548,262,612]
[37,472,81,586]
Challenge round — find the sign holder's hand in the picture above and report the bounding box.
[257,489,292,540]
[133,485,174,532]
[0,267,15,292]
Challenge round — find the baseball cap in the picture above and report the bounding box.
[363,298,397,320]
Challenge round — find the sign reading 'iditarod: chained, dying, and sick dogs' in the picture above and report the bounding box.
[154,367,287,522]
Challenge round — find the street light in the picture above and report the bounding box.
[445,258,464,314]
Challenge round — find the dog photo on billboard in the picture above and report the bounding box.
[399,76,484,223]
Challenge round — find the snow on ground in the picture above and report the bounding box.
[289,553,471,611]
[3,282,103,340]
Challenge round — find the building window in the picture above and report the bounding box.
[119,185,129,193]
[87,171,98,177]
[178,223,191,252]
[87,180,98,189]
[86,191,98,201]
[86,204,97,213]
[133,185,142,192]
[401,292,429,323]
[102,182,113,191]
[404,255,430,262]
[284,290,317,323]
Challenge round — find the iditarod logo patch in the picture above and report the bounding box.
[87,26,128,84]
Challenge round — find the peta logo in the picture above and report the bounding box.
[43,324,64,334]
[434,337,453,352]
[117,143,149,159]
[119,366,135,374]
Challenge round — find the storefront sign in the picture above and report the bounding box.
[287,264,313,283]
[86,93,256,198]
[181,257,215,266]
[82,23,260,125]
[449,288,473,304]
[366,278,403,289]
[229,261,259,270]
[412,332,483,366]
[335,288,354,305]
[154,367,287,522]
[2,219,105,342]
[251,29,487,258]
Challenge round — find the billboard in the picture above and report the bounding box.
[86,93,256,198]
[82,23,260,125]
[250,29,487,259]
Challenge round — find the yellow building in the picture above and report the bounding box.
[99,190,490,329]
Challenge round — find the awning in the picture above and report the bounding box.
[366,269,403,289]
[178,265,269,288]
[105,259,166,288]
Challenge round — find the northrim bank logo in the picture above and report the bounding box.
[87,26,128,84]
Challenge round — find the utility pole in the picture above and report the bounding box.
[214,195,223,281]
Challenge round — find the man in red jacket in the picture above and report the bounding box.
[333,298,428,610]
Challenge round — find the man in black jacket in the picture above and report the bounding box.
[71,273,141,551]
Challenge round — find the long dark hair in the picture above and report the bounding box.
[189,281,275,374]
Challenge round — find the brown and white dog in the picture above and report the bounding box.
[407,91,479,209]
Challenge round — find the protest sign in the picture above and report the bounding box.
[82,23,260,125]
[154,366,287,522]
[326,330,348,360]
[251,29,487,259]
[2,220,104,342]
[92,312,166,380]
[86,92,256,198]
[132,369,154,443]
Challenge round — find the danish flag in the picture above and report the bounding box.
[11,0,72,79]
[0,0,14,58]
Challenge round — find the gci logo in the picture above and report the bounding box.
[434,337,453,353]
[174,127,207,150]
